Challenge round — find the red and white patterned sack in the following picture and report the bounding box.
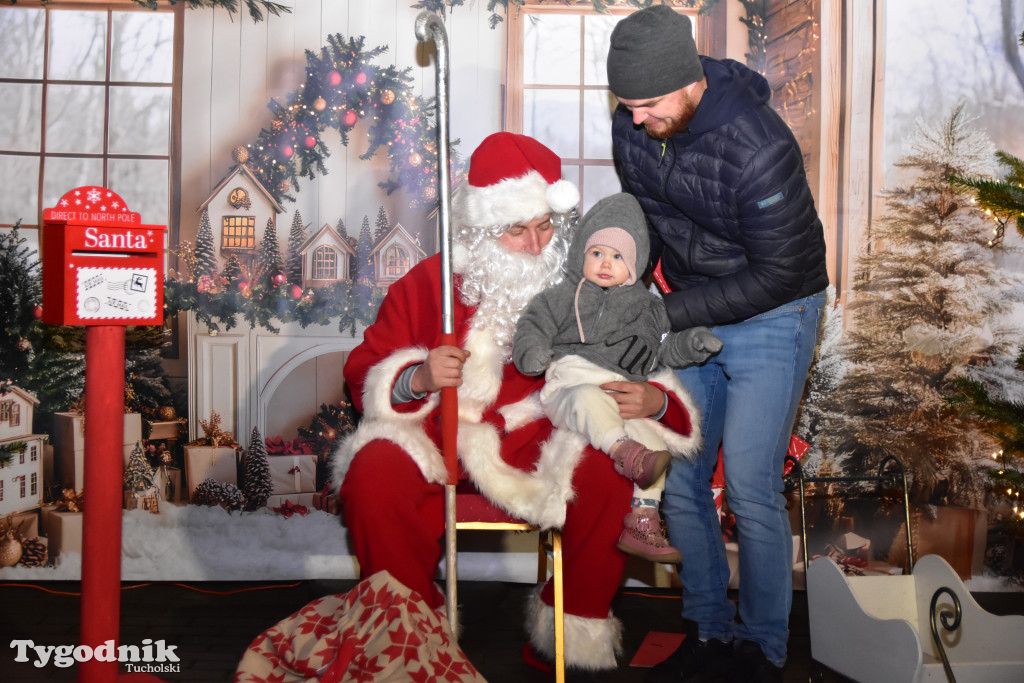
[235,570,486,683]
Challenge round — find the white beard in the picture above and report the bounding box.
[453,234,568,360]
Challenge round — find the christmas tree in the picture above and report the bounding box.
[125,326,174,419]
[257,218,283,282]
[0,222,41,385]
[194,209,219,280]
[242,426,273,510]
[286,210,307,284]
[353,216,374,313]
[123,441,155,492]
[820,105,1024,509]
[373,205,390,243]
[221,253,242,282]
[0,222,84,430]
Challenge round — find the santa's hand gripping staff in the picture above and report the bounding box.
[333,132,701,671]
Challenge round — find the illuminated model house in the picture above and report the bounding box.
[197,153,285,271]
[0,385,47,517]
[299,223,357,288]
[369,222,426,287]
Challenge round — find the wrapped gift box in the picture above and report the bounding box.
[153,465,184,504]
[184,446,239,496]
[4,510,40,539]
[267,492,316,509]
[43,509,83,559]
[267,454,317,495]
[124,488,160,513]
[51,412,143,490]
[313,491,342,515]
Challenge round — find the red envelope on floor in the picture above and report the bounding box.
[630,631,687,668]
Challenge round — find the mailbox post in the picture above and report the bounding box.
[42,186,166,683]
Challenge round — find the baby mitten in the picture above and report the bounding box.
[660,326,723,368]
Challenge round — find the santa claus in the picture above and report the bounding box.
[333,132,701,672]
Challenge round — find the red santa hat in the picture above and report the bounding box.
[456,132,580,228]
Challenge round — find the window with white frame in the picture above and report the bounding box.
[384,245,409,278]
[0,2,181,235]
[505,3,720,213]
[312,246,337,281]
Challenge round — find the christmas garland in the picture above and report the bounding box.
[132,0,290,23]
[243,33,463,210]
[414,0,721,28]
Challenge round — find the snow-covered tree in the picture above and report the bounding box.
[242,426,273,510]
[123,442,155,492]
[821,105,1024,507]
[373,205,389,243]
[256,218,283,281]
[285,210,306,284]
[194,209,219,280]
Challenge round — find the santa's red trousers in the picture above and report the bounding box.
[339,438,633,619]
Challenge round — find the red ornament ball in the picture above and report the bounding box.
[290,284,303,299]
[329,71,342,86]
[305,136,316,148]
[271,271,287,286]
[282,145,294,157]
[344,110,358,127]
[32,305,43,319]
[356,72,367,84]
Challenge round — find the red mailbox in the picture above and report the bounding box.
[42,185,165,327]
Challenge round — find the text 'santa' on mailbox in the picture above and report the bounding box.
[42,185,166,327]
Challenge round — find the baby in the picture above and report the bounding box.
[513,192,721,562]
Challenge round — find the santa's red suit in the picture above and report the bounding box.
[333,251,702,670]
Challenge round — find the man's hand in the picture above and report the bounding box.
[600,380,665,420]
[411,346,471,394]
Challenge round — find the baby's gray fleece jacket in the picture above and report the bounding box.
[513,194,703,382]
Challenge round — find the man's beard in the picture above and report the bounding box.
[645,95,698,140]
[454,232,569,359]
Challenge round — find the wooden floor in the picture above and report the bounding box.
[1,578,1022,682]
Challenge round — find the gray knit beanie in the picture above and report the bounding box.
[606,6,704,100]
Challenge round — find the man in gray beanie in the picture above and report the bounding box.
[607,5,830,683]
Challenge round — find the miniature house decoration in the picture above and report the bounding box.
[0,385,47,517]
[369,222,425,286]
[299,223,357,288]
[196,149,285,271]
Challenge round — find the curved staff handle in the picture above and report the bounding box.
[414,11,457,486]
[415,10,461,634]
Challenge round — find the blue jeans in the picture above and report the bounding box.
[664,291,825,667]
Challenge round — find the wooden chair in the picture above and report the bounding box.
[447,488,565,683]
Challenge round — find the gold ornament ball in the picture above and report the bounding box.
[381,89,395,105]
[313,97,327,111]
[409,152,422,167]
[272,120,283,132]
[0,533,22,568]
[158,406,178,421]
[232,146,249,164]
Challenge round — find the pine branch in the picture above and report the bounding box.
[132,0,291,23]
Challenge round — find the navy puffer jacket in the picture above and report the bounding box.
[612,56,829,329]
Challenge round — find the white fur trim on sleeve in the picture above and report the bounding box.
[360,347,439,421]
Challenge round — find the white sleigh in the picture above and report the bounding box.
[807,554,1024,682]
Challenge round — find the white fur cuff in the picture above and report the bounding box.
[526,587,623,670]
